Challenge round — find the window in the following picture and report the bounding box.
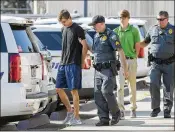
[138,25,146,38]
[87,30,96,38]
[33,34,45,51]
[11,26,36,53]
[0,25,7,52]
[85,32,93,50]
[34,31,62,50]
[106,24,120,30]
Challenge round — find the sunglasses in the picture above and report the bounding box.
[157,18,167,21]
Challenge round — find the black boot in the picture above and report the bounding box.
[95,120,109,126]
[150,107,161,117]
[164,109,171,118]
[111,110,121,125]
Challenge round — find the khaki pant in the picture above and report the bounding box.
[117,58,137,111]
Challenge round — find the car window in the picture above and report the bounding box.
[11,26,36,53]
[33,34,45,51]
[33,31,62,50]
[85,32,93,50]
[0,25,7,52]
[87,30,96,38]
[106,24,120,30]
[138,25,146,38]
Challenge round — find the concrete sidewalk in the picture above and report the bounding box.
[61,90,174,131]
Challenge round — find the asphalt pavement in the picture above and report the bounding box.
[1,76,174,131]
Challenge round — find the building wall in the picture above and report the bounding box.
[46,1,174,26]
[45,1,84,15]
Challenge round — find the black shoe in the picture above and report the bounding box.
[164,109,171,118]
[95,121,109,126]
[111,110,121,125]
[150,107,161,117]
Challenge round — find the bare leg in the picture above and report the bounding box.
[56,88,72,112]
[71,89,80,119]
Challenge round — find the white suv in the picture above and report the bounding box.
[0,16,48,123]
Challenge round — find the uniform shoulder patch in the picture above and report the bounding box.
[111,34,117,41]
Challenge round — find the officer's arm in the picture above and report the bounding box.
[109,33,128,73]
[137,40,149,48]
[137,28,151,48]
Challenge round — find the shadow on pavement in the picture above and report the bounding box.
[28,123,66,131]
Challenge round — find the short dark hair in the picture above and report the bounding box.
[58,9,71,21]
[158,11,169,18]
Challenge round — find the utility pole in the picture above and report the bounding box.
[84,0,88,17]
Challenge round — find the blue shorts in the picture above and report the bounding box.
[56,64,82,90]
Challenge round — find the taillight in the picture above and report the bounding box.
[138,48,144,58]
[9,54,21,83]
[40,53,44,80]
[83,54,91,69]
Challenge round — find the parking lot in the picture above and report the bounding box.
[1,76,174,131]
[1,1,174,131]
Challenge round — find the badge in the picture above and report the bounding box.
[168,29,173,34]
[116,41,120,45]
[102,35,107,41]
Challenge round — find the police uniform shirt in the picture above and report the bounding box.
[92,28,122,63]
[144,23,174,59]
[92,28,122,52]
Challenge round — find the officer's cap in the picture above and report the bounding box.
[88,15,105,26]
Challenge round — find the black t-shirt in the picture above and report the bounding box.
[60,23,85,66]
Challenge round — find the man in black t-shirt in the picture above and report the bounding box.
[56,9,88,125]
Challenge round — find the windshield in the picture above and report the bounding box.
[85,32,93,50]
[34,31,62,50]
[106,24,120,30]
[33,34,45,51]
[33,31,93,51]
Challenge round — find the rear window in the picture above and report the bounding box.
[0,25,7,52]
[34,31,62,50]
[11,26,36,53]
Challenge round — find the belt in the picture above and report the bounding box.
[126,56,134,59]
[151,56,175,65]
[93,61,114,71]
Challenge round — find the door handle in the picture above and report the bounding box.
[31,65,39,69]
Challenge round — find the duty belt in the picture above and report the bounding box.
[93,62,111,71]
[149,54,175,65]
[93,60,120,71]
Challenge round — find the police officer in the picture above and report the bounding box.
[88,15,128,126]
[138,11,174,118]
